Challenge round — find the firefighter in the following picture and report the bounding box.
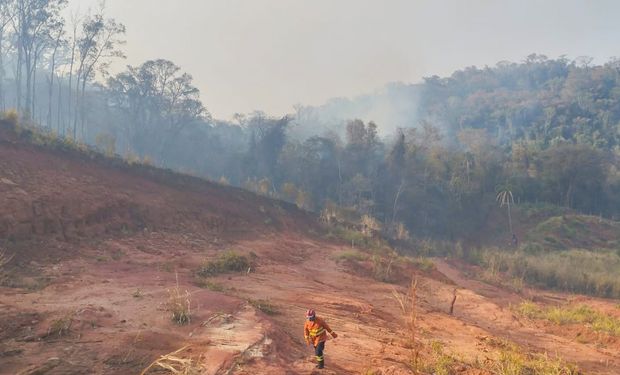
[304,309,338,369]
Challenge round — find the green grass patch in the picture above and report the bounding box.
[247,298,279,315]
[492,347,577,375]
[516,301,620,336]
[426,341,455,375]
[412,239,456,257]
[194,278,226,292]
[331,249,368,263]
[197,251,251,277]
[405,257,436,272]
[419,338,578,375]
[325,226,388,251]
[526,214,620,250]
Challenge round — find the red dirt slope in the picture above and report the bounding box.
[1,122,619,374]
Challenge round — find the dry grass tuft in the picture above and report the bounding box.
[166,273,191,325]
[0,248,14,269]
[141,346,205,375]
[46,313,74,338]
[391,278,422,371]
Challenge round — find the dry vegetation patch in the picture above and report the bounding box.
[515,301,620,336]
[419,337,579,375]
[0,248,14,285]
[471,247,620,298]
[141,346,205,375]
[166,275,192,325]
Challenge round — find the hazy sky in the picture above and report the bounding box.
[67,0,620,119]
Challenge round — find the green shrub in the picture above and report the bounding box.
[427,341,454,375]
[194,278,225,292]
[414,239,454,257]
[198,251,251,277]
[407,257,436,272]
[331,249,367,263]
[248,298,279,315]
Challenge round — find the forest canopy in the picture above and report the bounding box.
[0,0,619,240]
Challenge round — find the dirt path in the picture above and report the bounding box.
[3,234,619,374]
[192,240,620,374]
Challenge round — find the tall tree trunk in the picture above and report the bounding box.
[337,158,343,206]
[67,26,77,138]
[47,72,55,129]
[0,27,5,111]
[566,181,574,208]
[24,53,31,118]
[31,52,38,119]
[48,37,60,129]
[392,180,405,223]
[507,202,513,234]
[66,70,73,135]
[15,20,23,113]
[57,73,63,135]
[72,72,80,139]
[80,77,87,140]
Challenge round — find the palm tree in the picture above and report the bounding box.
[496,186,515,234]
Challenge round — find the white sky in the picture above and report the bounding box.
[67,0,620,119]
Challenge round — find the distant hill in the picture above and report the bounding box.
[295,55,620,151]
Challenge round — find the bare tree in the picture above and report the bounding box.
[64,10,80,137]
[73,6,125,140]
[0,0,15,110]
[12,0,66,119]
[45,17,64,128]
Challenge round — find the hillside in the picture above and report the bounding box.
[1,121,619,374]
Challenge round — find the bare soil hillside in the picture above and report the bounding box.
[1,122,618,374]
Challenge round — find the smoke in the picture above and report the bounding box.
[289,81,422,140]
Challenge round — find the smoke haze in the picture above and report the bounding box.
[66,0,620,120]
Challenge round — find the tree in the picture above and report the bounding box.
[0,0,14,110]
[73,7,125,139]
[387,129,406,223]
[11,0,67,119]
[45,13,65,128]
[242,114,289,182]
[541,145,606,210]
[496,185,515,234]
[106,59,207,160]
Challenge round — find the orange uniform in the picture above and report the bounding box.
[304,316,333,346]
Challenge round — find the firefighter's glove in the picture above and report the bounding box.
[331,332,338,338]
